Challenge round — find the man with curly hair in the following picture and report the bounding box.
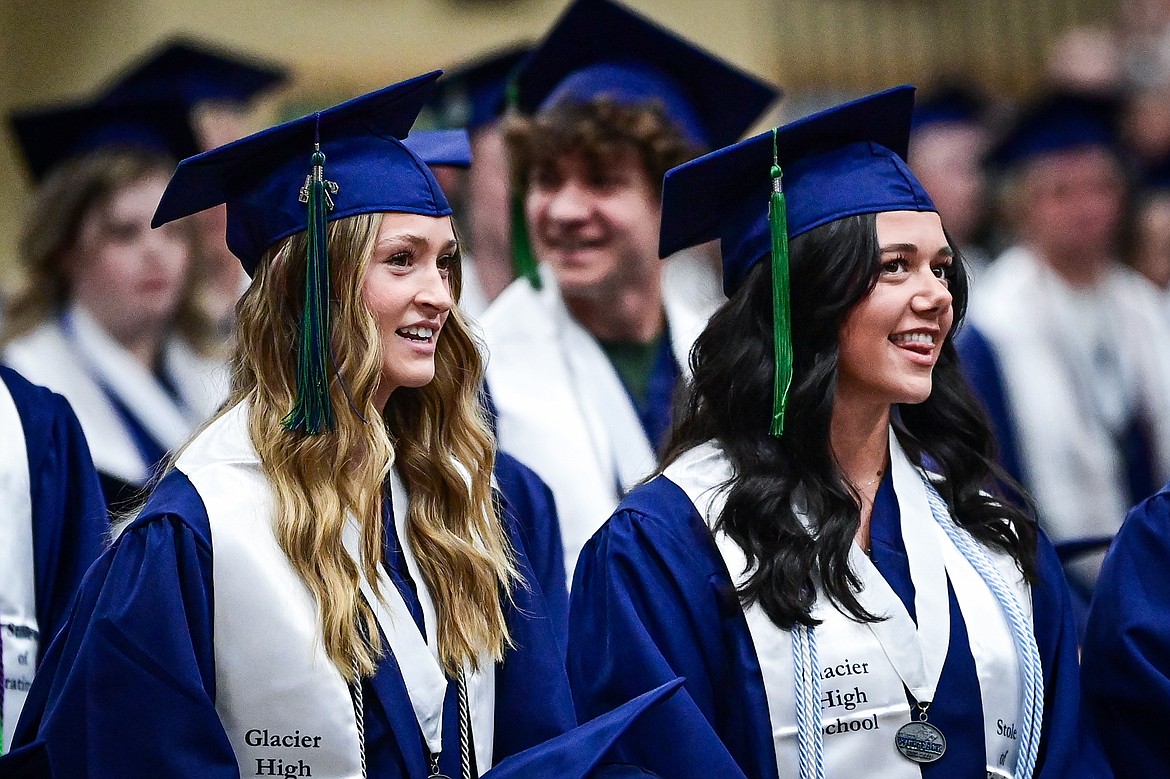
[479,0,778,583]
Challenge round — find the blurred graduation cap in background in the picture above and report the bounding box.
[911,82,988,132]
[9,98,199,182]
[425,45,531,132]
[659,85,933,436]
[511,0,780,150]
[985,90,1122,170]
[9,37,286,182]
[99,36,288,109]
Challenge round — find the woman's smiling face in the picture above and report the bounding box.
[835,210,955,413]
[363,212,457,409]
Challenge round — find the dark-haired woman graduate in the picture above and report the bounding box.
[567,86,1108,778]
[0,367,106,757]
[0,73,700,779]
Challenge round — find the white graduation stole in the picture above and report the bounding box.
[483,264,713,582]
[663,438,1032,778]
[177,404,495,778]
[0,380,38,755]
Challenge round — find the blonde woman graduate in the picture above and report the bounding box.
[2,72,687,779]
[567,87,1109,778]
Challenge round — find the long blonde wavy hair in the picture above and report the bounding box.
[225,210,517,679]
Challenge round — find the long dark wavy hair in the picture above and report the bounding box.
[663,213,1038,629]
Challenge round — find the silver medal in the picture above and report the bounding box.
[894,720,947,763]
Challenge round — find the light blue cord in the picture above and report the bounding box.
[920,477,1044,779]
[792,624,823,779]
[789,473,1045,779]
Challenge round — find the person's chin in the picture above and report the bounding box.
[402,372,436,390]
[387,358,437,391]
[551,264,613,299]
[895,380,934,406]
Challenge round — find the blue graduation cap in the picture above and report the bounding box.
[403,129,472,168]
[9,98,199,182]
[152,71,450,435]
[152,70,450,272]
[427,45,530,131]
[659,85,934,435]
[100,37,288,108]
[512,0,779,149]
[986,91,1120,170]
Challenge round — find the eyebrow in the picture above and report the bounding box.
[376,233,459,253]
[879,242,954,258]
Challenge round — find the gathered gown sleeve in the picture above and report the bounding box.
[567,478,769,779]
[6,471,237,779]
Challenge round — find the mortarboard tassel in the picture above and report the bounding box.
[284,139,338,435]
[769,128,793,437]
[510,192,542,289]
[505,76,542,290]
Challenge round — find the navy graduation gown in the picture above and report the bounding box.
[6,469,577,778]
[955,327,1025,491]
[0,366,107,659]
[1081,482,1170,778]
[493,452,568,648]
[568,474,1108,779]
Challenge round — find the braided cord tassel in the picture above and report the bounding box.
[349,657,368,779]
[457,668,473,779]
[769,128,794,437]
[921,478,1045,778]
[283,145,336,434]
[792,624,826,779]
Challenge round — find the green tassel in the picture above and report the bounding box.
[769,128,793,438]
[283,146,336,435]
[503,69,542,290]
[510,190,542,289]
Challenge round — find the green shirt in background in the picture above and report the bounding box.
[598,331,667,407]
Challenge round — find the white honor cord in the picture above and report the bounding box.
[919,478,1044,779]
[791,473,1045,779]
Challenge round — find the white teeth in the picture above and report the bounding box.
[891,332,934,345]
[398,325,434,340]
